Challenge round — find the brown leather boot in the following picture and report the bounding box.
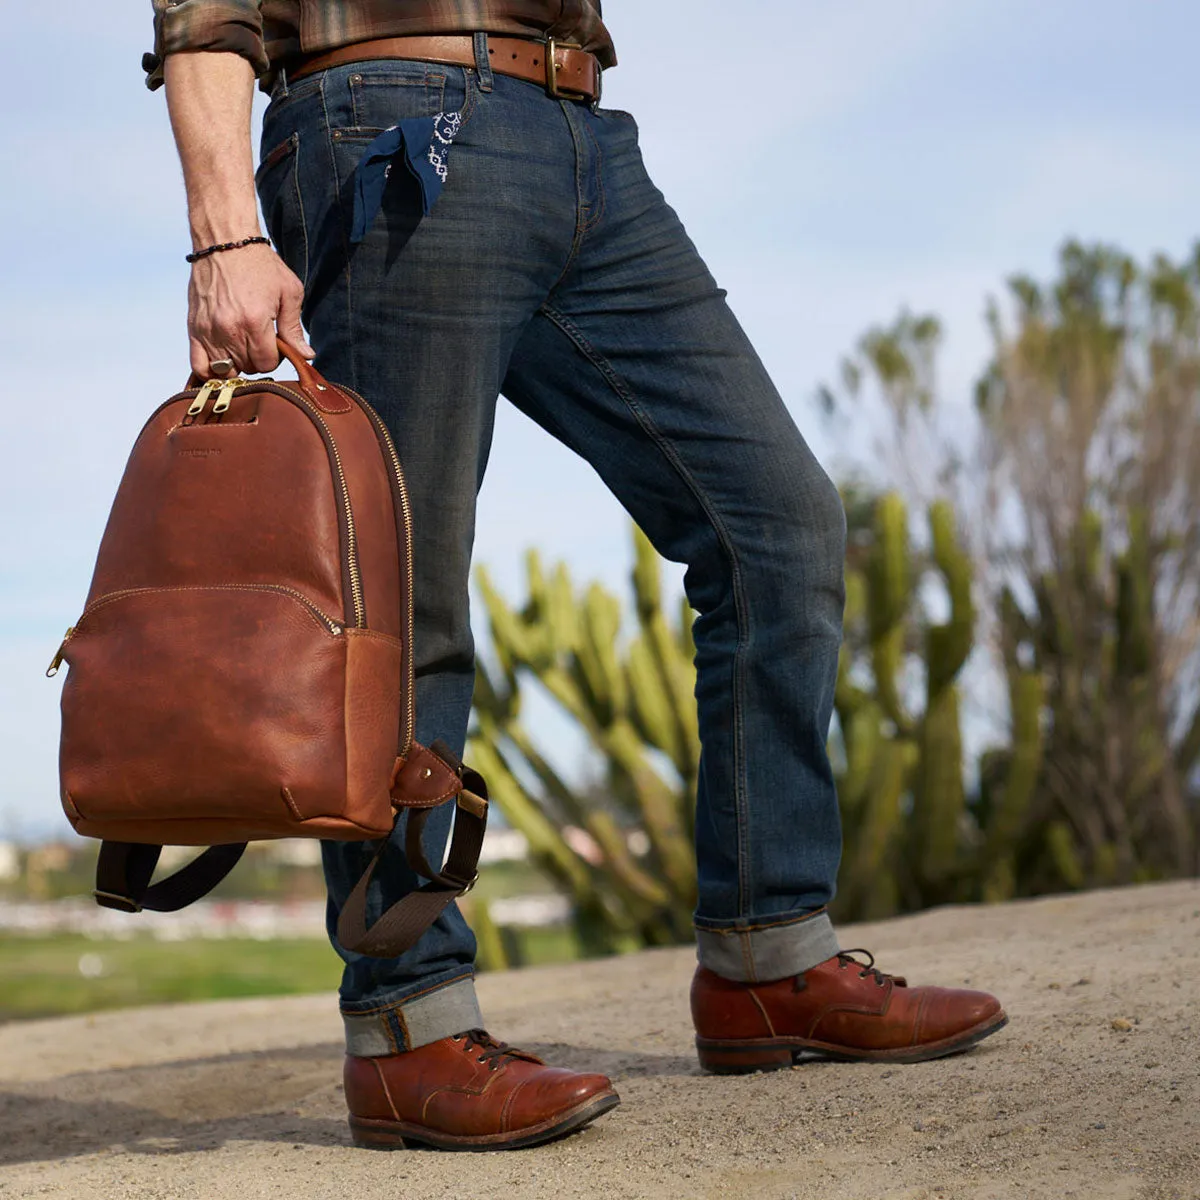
[692,949,1007,1073]
[344,1029,620,1150]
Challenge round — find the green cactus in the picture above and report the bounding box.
[978,666,1045,902]
[471,492,1174,948]
[865,491,913,732]
[908,500,975,891]
[832,491,1043,917]
[469,531,699,954]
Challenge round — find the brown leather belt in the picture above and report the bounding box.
[288,34,601,102]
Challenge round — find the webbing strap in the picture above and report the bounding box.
[94,841,246,913]
[336,769,489,959]
[92,753,489,959]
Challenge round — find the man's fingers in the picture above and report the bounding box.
[190,335,231,380]
[244,317,280,375]
[277,278,315,359]
[189,337,211,380]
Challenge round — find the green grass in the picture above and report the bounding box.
[0,924,581,1024]
[0,935,341,1023]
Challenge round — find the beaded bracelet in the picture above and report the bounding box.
[185,236,271,263]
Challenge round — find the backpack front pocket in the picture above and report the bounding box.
[58,584,368,839]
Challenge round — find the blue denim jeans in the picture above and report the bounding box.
[256,47,846,1054]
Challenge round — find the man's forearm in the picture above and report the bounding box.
[162,50,311,376]
[164,52,260,248]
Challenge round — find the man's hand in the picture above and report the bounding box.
[187,242,310,378]
[165,50,315,378]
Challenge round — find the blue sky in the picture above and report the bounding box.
[3,0,1199,837]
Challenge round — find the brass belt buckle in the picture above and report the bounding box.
[545,37,585,99]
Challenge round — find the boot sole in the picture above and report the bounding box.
[349,1090,621,1152]
[696,1011,1009,1073]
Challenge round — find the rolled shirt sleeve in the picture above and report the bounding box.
[143,0,268,91]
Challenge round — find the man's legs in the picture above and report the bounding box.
[501,99,1005,1068]
[260,51,1003,1105]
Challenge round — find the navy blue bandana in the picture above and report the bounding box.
[349,110,463,244]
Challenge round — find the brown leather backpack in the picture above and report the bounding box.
[48,340,486,957]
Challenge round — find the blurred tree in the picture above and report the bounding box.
[826,240,1200,887]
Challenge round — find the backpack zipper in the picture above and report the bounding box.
[337,384,417,757]
[46,584,344,677]
[264,384,366,629]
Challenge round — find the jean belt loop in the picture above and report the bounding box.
[472,32,494,91]
[276,64,290,100]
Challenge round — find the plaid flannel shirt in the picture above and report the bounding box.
[144,0,616,90]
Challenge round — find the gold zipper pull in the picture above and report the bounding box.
[46,627,76,677]
[211,378,243,415]
[186,380,222,419]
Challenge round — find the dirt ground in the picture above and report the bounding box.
[1,880,1197,1200]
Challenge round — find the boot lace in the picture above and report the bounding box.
[451,1029,542,1071]
[837,948,890,987]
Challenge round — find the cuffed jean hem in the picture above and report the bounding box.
[341,973,483,1056]
[694,908,840,983]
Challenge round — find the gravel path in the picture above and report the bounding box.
[1,880,1197,1199]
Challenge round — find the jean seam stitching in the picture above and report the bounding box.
[579,117,606,232]
[695,905,830,934]
[740,931,756,983]
[543,101,588,296]
[292,131,310,288]
[314,73,357,386]
[456,66,480,132]
[537,302,754,917]
[340,969,475,1015]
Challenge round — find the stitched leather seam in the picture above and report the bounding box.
[280,787,304,821]
[82,811,390,835]
[500,1078,530,1134]
[419,1086,445,1123]
[435,1082,489,1098]
[747,987,776,1037]
[393,769,462,805]
[370,1058,401,1121]
[307,385,353,415]
[912,989,930,1046]
[810,1001,887,1038]
[345,627,404,646]
[75,584,342,637]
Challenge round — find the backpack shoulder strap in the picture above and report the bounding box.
[94,841,246,913]
[336,765,488,959]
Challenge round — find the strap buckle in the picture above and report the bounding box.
[93,889,142,914]
[445,871,479,895]
[545,38,586,100]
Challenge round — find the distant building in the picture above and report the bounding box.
[0,841,18,883]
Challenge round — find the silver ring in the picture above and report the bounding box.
[209,358,235,376]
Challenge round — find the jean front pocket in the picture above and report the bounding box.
[346,65,446,131]
[255,130,309,286]
[330,69,475,247]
